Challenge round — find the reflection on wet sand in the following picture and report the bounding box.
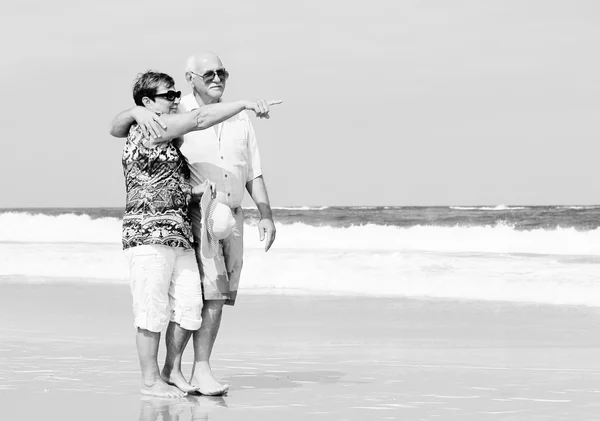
[138,395,227,421]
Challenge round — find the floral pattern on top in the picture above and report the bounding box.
[122,124,193,250]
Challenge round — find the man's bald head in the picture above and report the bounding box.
[185,52,223,74]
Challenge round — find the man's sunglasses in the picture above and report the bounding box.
[190,68,230,83]
[153,90,181,101]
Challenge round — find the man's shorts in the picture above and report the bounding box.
[124,244,203,332]
[192,207,244,306]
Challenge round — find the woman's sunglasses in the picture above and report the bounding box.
[153,90,182,102]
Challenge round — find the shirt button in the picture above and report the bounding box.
[228,193,231,196]
[221,156,224,160]
[224,174,228,178]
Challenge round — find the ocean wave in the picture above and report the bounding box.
[2,212,600,256]
[2,244,600,307]
[0,212,121,244]
[559,206,600,210]
[450,205,527,211]
[242,206,330,211]
[271,206,329,211]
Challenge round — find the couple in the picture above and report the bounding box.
[108,51,281,398]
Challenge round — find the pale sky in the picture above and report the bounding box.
[2,0,599,207]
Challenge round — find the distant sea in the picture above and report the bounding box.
[2,206,600,306]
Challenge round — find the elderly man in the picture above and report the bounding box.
[110,52,278,396]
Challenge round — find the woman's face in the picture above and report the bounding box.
[147,82,181,115]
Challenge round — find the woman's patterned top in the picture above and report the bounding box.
[121,124,193,250]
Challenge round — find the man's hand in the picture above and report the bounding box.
[191,180,216,202]
[245,100,283,119]
[258,218,276,252]
[131,106,167,139]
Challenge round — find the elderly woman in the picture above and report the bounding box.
[118,70,272,398]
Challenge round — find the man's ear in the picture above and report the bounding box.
[141,96,153,107]
[185,72,193,85]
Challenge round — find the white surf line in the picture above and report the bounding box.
[387,363,600,373]
[408,401,445,405]
[470,387,498,391]
[480,409,532,415]
[433,395,482,399]
[253,357,291,361]
[25,356,114,362]
[478,409,531,415]
[13,370,58,373]
[288,361,320,365]
[219,365,258,370]
[511,397,571,403]
[234,405,289,410]
[350,407,395,410]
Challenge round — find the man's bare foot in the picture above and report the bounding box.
[141,377,187,398]
[161,368,200,394]
[190,371,229,396]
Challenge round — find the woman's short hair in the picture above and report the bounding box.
[132,71,175,106]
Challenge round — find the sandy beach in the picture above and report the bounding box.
[2,281,600,420]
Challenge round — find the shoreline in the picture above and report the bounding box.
[2,275,600,310]
[2,283,600,420]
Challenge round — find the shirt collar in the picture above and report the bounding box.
[181,93,200,111]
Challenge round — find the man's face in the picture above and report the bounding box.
[145,82,181,115]
[189,57,228,102]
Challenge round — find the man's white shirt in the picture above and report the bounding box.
[178,93,263,209]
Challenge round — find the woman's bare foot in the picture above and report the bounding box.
[161,368,200,394]
[141,377,187,398]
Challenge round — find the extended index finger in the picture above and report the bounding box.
[267,100,283,106]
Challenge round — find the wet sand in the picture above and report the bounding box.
[2,282,600,420]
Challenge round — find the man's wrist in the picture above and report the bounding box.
[259,208,273,221]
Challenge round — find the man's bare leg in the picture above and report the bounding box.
[136,328,185,398]
[189,300,229,395]
[161,322,199,393]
